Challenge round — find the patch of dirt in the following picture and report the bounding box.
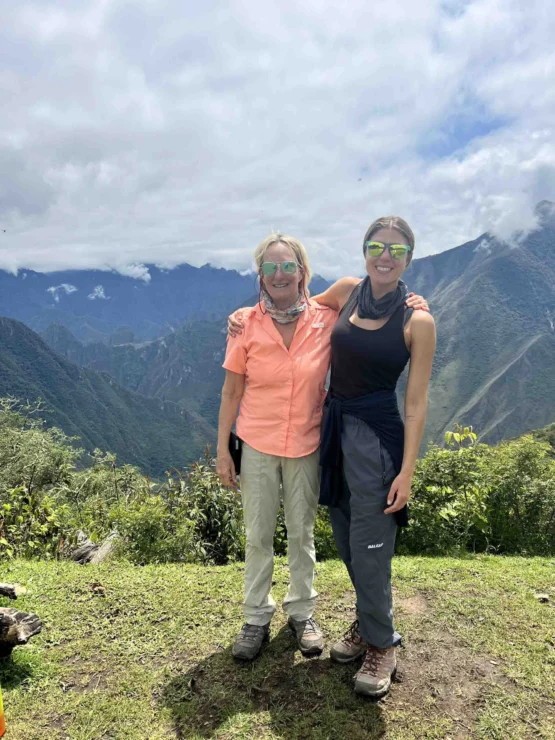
[62,669,110,694]
[395,591,430,616]
[390,630,513,739]
[161,601,520,740]
[330,589,357,617]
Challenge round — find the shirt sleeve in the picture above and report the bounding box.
[223,332,247,375]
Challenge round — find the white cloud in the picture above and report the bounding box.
[0,0,554,279]
[113,263,151,283]
[88,285,109,300]
[46,283,78,302]
[473,238,492,255]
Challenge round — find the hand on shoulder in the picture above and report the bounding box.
[228,305,255,338]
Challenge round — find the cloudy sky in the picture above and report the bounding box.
[1,0,554,279]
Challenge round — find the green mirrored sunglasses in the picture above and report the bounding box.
[261,261,299,276]
[365,241,412,259]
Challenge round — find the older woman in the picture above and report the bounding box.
[216,234,333,660]
[217,232,427,662]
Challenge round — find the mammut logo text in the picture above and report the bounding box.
[367,543,384,549]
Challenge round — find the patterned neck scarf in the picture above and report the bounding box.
[261,289,308,324]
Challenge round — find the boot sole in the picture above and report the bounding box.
[299,642,324,656]
[354,667,397,698]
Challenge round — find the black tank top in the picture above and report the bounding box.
[330,283,411,400]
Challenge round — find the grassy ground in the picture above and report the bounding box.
[0,556,554,740]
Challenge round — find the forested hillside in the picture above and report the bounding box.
[42,320,226,426]
[0,317,215,474]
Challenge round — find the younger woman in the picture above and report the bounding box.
[317,216,435,697]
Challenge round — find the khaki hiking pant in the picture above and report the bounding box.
[239,442,320,626]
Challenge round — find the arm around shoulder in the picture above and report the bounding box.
[312,276,361,312]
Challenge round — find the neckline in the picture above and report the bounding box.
[347,305,399,333]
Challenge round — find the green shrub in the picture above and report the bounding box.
[398,441,490,555]
[1,396,554,562]
[484,435,555,555]
[164,453,245,565]
[110,495,196,564]
[57,450,152,542]
[314,507,338,560]
[0,486,67,559]
[0,399,77,559]
[399,429,555,556]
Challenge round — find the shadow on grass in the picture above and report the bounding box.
[0,654,34,689]
[161,625,386,739]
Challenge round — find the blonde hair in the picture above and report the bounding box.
[253,233,312,296]
[362,216,415,265]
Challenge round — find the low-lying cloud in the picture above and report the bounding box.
[46,283,78,302]
[88,285,109,300]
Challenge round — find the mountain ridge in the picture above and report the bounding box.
[9,201,555,451]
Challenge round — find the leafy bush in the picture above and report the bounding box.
[314,508,338,560]
[0,399,77,558]
[164,453,245,565]
[485,435,555,555]
[1,396,554,562]
[0,398,79,497]
[398,427,490,554]
[0,486,66,559]
[57,450,153,542]
[399,427,555,555]
[110,495,197,564]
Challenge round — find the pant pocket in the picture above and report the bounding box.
[378,440,396,487]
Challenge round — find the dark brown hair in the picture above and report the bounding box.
[362,216,415,264]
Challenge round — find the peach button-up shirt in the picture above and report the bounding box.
[223,299,337,458]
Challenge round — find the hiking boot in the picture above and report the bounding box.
[354,645,397,697]
[330,619,367,664]
[287,616,324,655]
[232,622,270,661]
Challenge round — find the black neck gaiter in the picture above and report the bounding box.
[356,276,408,320]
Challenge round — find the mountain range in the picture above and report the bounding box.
[0,262,331,344]
[1,201,554,469]
[405,200,555,443]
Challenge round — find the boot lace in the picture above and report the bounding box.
[239,623,265,643]
[340,619,362,647]
[360,645,387,677]
[303,617,320,635]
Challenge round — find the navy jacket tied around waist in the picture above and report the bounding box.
[319,390,409,528]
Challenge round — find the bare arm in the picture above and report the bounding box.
[312,277,361,311]
[313,277,431,313]
[385,311,436,514]
[216,370,245,488]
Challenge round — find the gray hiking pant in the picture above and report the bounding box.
[328,414,401,649]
